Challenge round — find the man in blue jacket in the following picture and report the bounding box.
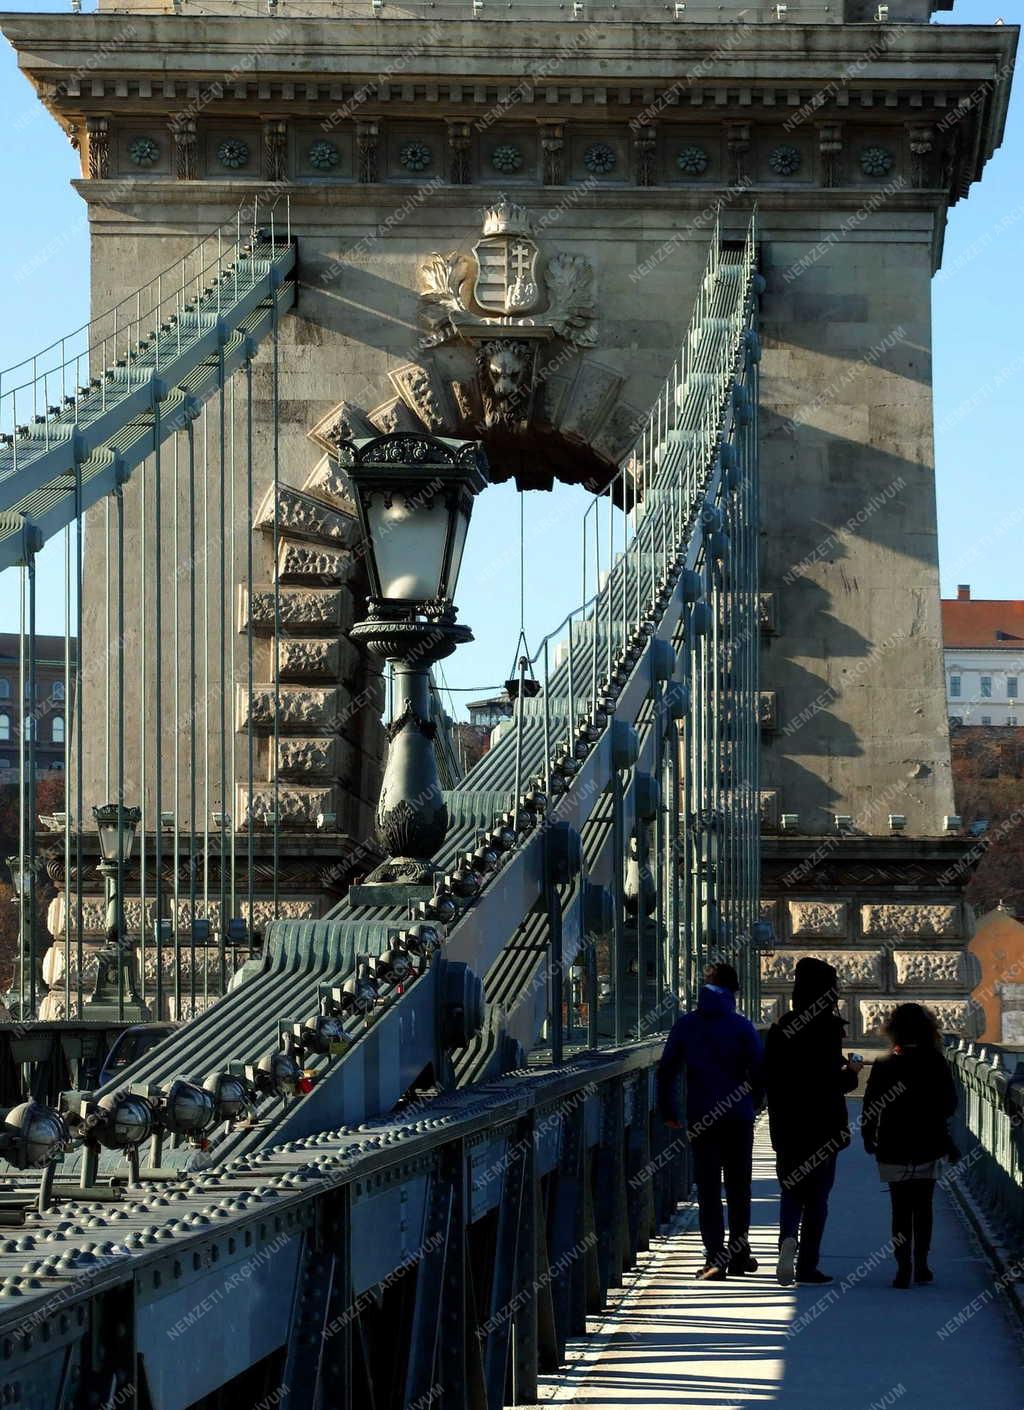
[657,962,764,1279]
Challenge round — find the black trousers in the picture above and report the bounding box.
[690,1120,755,1266]
[889,1179,935,1268]
[778,1152,838,1275]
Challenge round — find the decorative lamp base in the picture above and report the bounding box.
[348,857,442,908]
[83,996,150,1024]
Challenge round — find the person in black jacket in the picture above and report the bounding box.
[763,957,862,1286]
[657,962,764,1279]
[862,1003,958,1288]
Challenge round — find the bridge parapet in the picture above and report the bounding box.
[0,1040,686,1410]
[944,1036,1024,1314]
[91,0,952,18]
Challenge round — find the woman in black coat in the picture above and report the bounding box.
[862,1003,958,1288]
[764,957,862,1286]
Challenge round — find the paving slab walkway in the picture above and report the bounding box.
[535,1103,1023,1409]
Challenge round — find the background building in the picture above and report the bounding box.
[943,586,1024,726]
[0,633,76,778]
[450,694,514,775]
[967,903,1024,1048]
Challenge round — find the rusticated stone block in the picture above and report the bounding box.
[860,998,975,1040]
[236,784,337,829]
[762,993,852,1026]
[277,735,355,779]
[240,586,349,634]
[591,401,646,465]
[308,405,375,457]
[303,455,358,513]
[171,897,321,929]
[788,900,847,938]
[243,897,320,926]
[893,950,966,987]
[760,790,779,830]
[758,690,778,731]
[761,948,883,990]
[254,484,359,548]
[47,894,156,939]
[860,903,959,938]
[236,684,341,732]
[171,898,223,929]
[278,540,356,584]
[278,638,337,680]
[41,937,246,993]
[276,635,361,683]
[761,996,783,1024]
[758,592,778,634]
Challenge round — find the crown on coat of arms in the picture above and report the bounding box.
[481,200,534,238]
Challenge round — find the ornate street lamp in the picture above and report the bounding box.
[341,432,489,899]
[4,854,39,1019]
[86,802,148,1020]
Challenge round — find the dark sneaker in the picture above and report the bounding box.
[914,1265,934,1284]
[892,1267,912,1290]
[728,1252,759,1275]
[694,1264,728,1280]
[796,1269,833,1285]
[776,1237,797,1287]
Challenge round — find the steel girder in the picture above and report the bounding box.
[0,1041,687,1410]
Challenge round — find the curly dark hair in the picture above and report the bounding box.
[884,1001,943,1052]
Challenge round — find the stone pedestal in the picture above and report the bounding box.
[760,837,982,1041]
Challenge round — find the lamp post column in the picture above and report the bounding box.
[86,804,148,1022]
[350,613,472,902]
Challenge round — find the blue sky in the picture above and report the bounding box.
[0,2,1020,713]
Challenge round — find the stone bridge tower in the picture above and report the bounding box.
[2,0,1016,1030]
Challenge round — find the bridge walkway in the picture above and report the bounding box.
[532,1103,1023,1409]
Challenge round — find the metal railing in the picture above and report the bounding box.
[0,204,298,1026]
[0,1040,688,1410]
[0,212,762,1196]
[945,1037,1024,1260]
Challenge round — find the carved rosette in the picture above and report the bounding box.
[447,120,472,185]
[263,119,288,183]
[356,119,380,184]
[818,122,843,188]
[86,117,110,180]
[171,118,198,180]
[909,124,935,188]
[633,125,657,188]
[727,122,750,185]
[540,121,564,186]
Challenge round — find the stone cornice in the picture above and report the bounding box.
[2,14,1015,97]
[2,13,1012,246]
[3,15,1013,197]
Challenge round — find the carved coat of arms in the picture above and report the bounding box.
[472,206,541,314]
[419,200,597,351]
[419,201,597,430]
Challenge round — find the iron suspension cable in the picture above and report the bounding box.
[188,418,198,1019]
[218,372,227,992]
[245,359,255,950]
[115,484,125,1023]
